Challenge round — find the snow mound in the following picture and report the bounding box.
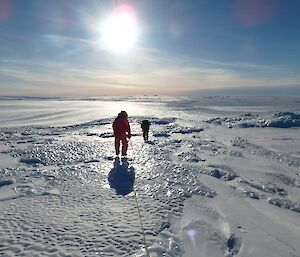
[266,112,300,128]
[19,157,42,165]
[99,132,114,138]
[150,118,176,125]
[207,111,300,128]
[267,197,300,212]
[153,132,171,138]
[0,180,14,187]
[172,128,203,134]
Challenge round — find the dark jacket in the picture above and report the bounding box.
[141,120,150,131]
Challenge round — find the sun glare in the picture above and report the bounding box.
[102,6,138,53]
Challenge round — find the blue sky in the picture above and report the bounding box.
[0,0,300,96]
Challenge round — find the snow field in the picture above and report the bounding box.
[0,116,213,256]
[0,97,300,257]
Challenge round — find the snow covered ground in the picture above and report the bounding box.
[0,96,300,257]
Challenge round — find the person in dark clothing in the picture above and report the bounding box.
[141,119,150,141]
[113,111,131,156]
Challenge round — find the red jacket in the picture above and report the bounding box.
[113,117,131,138]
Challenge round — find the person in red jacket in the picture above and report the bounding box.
[113,111,131,156]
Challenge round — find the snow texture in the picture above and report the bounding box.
[0,96,300,257]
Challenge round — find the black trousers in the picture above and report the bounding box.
[142,130,149,141]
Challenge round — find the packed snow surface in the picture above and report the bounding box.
[0,96,300,257]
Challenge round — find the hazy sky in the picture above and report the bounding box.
[0,0,300,96]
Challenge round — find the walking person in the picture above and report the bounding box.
[113,111,131,156]
[141,119,150,141]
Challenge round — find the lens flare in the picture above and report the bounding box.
[187,228,198,246]
[0,0,14,21]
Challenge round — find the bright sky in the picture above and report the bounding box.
[0,0,300,96]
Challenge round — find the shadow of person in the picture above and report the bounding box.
[108,157,135,196]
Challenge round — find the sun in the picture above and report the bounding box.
[102,6,138,53]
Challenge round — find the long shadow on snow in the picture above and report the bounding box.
[108,157,135,196]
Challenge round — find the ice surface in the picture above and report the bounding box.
[0,96,300,257]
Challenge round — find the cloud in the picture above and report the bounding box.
[0,35,299,96]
